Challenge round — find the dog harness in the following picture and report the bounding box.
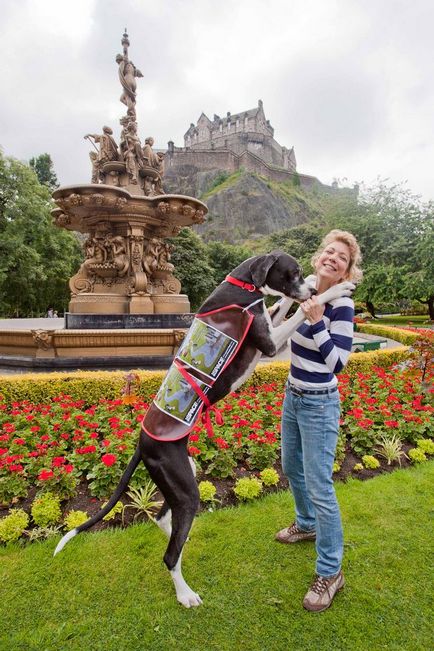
[141,297,263,442]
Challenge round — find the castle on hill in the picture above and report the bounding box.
[183,99,296,172]
[165,100,338,191]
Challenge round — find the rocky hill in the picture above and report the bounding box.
[163,167,345,243]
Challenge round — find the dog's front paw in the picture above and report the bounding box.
[339,281,356,294]
[177,587,203,608]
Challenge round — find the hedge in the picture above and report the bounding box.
[355,323,423,346]
[0,347,410,406]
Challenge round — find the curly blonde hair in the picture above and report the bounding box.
[311,229,363,283]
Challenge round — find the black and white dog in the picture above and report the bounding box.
[54,252,354,607]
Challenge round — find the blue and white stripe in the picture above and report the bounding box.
[289,296,354,389]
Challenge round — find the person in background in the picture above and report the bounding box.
[275,229,362,612]
[46,307,54,318]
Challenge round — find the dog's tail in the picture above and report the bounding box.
[53,445,142,556]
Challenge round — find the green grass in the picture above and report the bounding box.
[200,170,244,200]
[370,315,431,326]
[1,463,433,651]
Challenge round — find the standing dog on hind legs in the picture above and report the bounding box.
[54,251,354,607]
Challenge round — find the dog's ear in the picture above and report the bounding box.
[249,253,279,287]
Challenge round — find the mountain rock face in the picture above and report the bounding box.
[164,168,319,243]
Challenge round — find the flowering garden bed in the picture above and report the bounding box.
[0,348,433,544]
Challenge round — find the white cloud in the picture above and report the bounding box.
[0,0,433,200]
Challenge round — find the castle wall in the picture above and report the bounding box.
[164,147,326,190]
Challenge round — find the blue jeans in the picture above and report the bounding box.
[281,388,343,577]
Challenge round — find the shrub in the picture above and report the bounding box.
[233,477,262,501]
[27,526,61,541]
[353,463,363,472]
[375,434,407,466]
[408,448,427,464]
[355,324,420,346]
[362,455,380,470]
[0,509,29,543]
[0,474,28,506]
[198,480,217,503]
[0,349,412,408]
[259,468,279,486]
[64,510,88,531]
[416,439,434,455]
[102,501,123,521]
[31,492,62,527]
[123,481,162,522]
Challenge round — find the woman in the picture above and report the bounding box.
[275,229,362,612]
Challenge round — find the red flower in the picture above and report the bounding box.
[188,446,201,456]
[216,437,229,449]
[101,453,117,467]
[384,420,399,428]
[38,469,54,481]
[64,464,74,473]
[9,464,24,473]
[189,434,199,442]
[13,438,26,445]
[357,418,374,429]
[52,456,66,467]
[76,445,97,455]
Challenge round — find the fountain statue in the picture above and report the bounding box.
[52,30,207,318]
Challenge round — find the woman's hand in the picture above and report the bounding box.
[300,295,325,324]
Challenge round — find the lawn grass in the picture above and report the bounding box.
[1,462,433,651]
[370,314,431,326]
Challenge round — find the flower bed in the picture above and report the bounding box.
[0,354,433,544]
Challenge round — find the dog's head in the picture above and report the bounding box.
[249,251,317,301]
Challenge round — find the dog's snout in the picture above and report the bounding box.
[310,288,318,296]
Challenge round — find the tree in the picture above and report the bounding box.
[0,152,82,316]
[29,153,59,190]
[205,241,253,285]
[169,228,217,311]
[324,182,434,318]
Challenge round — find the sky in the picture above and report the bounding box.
[1,0,433,201]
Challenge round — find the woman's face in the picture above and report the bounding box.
[315,239,351,285]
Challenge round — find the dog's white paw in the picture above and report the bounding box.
[339,281,356,294]
[177,588,203,608]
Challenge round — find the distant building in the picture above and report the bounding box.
[165,100,338,190]
[183,99,296,172]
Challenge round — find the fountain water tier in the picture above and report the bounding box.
[52,184,207,322]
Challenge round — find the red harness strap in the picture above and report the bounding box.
[225,275,261,293]
[174,359,223,438]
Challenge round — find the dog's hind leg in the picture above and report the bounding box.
[155,458,196,541]
[142,439,202,607]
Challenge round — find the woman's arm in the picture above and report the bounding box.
[302,297,354,373]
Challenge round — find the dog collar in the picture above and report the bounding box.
[225,275,261,293]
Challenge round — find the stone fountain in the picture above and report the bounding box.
[0,32,208,371]
[53,30,207,323]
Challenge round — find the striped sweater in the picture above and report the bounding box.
[289,296,354,389]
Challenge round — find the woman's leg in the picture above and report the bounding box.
[281,391,316,531]
[297,393,343,576]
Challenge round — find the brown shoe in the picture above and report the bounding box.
[275,521,316,543]
[303,571,345,612]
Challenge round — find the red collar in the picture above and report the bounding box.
[225,275,261,293]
